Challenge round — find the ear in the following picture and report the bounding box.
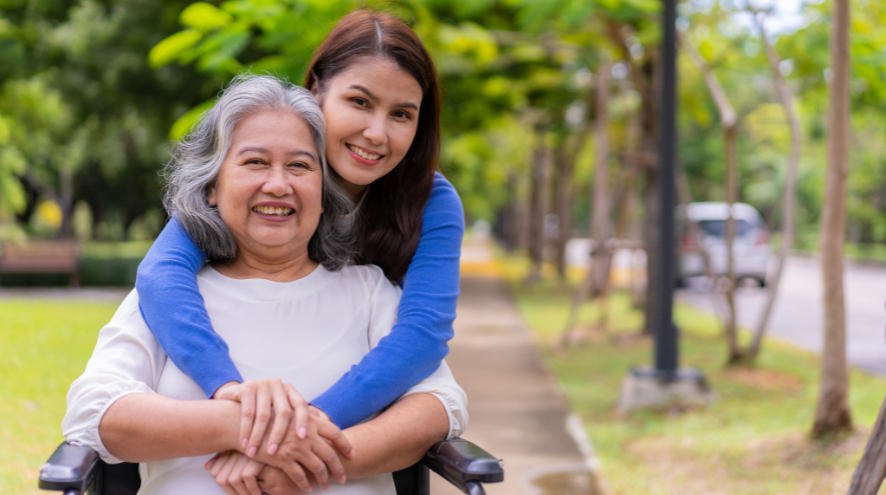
[310,80,324,104]
[207,184,218,207]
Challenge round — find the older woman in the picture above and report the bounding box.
[61,75,467,495]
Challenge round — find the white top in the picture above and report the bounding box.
[62,264,467,495]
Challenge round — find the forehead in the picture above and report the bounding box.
[230,109,316,152]
[328,57,423,101]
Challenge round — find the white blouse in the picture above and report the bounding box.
[62,264,467,495]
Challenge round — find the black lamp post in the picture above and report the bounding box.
[656,0,679,374]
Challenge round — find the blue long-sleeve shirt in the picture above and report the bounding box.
[135,172,463,429]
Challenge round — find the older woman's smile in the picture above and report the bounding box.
[253,202,296,219]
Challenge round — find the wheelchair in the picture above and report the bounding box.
[39,437,503,495]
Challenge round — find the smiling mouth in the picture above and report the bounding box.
[347,144,383,161]
[253,205,294,216]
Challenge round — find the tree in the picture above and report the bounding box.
[812,0,852,438]
[680,28,741,362]
[746,5,802,358]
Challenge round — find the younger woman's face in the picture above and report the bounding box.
[317,57,423,197]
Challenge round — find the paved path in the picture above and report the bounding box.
[678,255,886,375]
[434,243,599,494]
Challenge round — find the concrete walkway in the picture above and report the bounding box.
[433,243,600,494]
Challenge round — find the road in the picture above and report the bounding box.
[677,255,886,375]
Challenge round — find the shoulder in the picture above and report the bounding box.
[424,172,464,229]
[339,264,402,299]
[428,172,462,209]
[338,264,394,288]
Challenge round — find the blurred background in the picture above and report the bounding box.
[4,0,886,493]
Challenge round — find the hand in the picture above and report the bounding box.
[214,379,310,458]
[251,407,353,492]
[205,451,265,495]
[258,464,313,495]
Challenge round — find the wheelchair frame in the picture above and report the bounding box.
[39,438,502,495]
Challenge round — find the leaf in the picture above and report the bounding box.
[169,100,216,141]
[180,2,234,32]
[148,30,202,68]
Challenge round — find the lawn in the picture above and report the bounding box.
[495,253,886,495]
[0,299,122,494]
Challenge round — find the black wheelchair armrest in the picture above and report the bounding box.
[421,438,503,494]
[39,441,100,494]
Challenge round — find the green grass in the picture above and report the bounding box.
[497,253,886,495]
[0,300,121,494]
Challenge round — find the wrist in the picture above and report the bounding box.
[212,381,240,399]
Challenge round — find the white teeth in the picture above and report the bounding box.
[348,144,381,161]
[253,206,293,216]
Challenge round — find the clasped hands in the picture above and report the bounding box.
[207,379,355,495]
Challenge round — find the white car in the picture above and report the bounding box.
[677,202,771,287]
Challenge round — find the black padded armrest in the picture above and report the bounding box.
[39,441,100,493]
[422,438,503,494]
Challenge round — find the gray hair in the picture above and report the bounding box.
[163,74,354,269]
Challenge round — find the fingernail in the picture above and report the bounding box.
[348,449,355,459]
[242,438,248,450]
[339,476,347,484]
[268,443,278,455]
[247,446,257,458]
[298,427,307,438]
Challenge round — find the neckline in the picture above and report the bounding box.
[199,263,339,302]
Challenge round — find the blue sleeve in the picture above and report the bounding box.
[136,216,243,398]
[312,173,463,428]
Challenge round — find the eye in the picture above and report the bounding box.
[351,97,369,108]
[392,110,411,120]
[244,158,265,165]
[288,161,311,170]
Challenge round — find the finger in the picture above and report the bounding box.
[214,454,240,495]
[267,381,293,455]
[228,455,254,495]
[287,385,310,439]
[318,422,354,459]
[248,383,272,457]
[210,452,233,478]
[240,387,257,453]
[205,452,223,471]
[281,461,312,493]
[242,460,265,495]
[313,441,344,488]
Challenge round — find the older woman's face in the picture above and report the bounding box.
[208,108,323,258]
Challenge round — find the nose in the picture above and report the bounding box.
[362,113,388,146]
[262,165,293,197]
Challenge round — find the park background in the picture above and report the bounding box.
[3,0,886,493]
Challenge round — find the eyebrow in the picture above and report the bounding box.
[349,84,419,111]
[237,146,317,162]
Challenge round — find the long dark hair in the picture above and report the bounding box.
[305,9,441,281]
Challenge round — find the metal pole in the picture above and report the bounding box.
[655,0,679,374]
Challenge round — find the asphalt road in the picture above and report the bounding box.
[677,256,886,375]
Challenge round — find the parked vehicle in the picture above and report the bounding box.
[677,202,771,287]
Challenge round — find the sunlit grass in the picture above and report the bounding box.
[0,300,120,494]
[497,251,885,495]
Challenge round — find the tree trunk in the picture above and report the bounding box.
[589,62,614,296]
[680,30,742,362]
[527,136,550,282]
[560,63,614,343]
[747,9,802,357]
[848,394,886,494]
[552,145,574,281]
[724,127,740,363]
[813,0,852,438]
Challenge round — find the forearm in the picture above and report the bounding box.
[100,393,241,462]
[341,393,449,479]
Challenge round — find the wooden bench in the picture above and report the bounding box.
[0,240,81,287]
